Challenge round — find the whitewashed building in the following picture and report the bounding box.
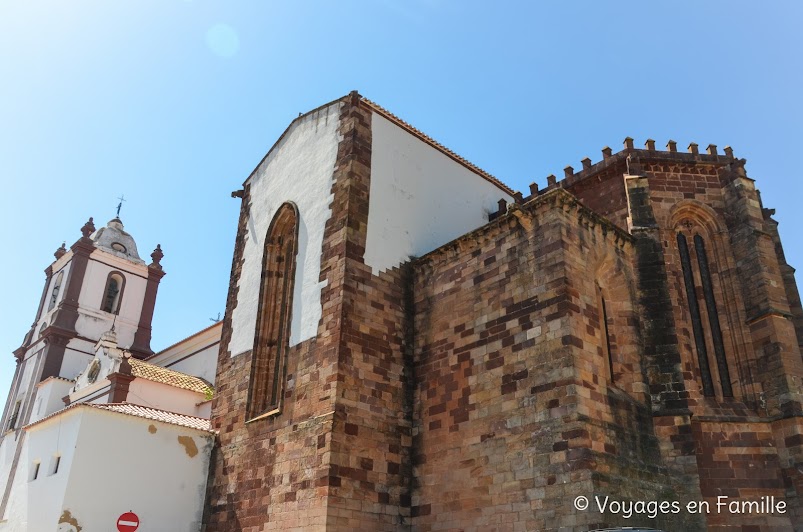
[0,217,220,532]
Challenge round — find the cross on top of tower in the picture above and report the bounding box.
[116,194,126,218]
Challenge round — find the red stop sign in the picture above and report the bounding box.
[117,512,139,532]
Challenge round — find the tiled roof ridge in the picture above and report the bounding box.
[38,375,75,385]
[128,357,213,395]
[359,97,516,196]
[95,402,213,432]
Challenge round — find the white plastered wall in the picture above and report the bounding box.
[60,338,95,381]
[0,437,16,522]
[0,408,81,530]
[61,410,213,532]
[228,102,342,356]
[126,380,205,417]
[156,344,218,387]
[365,113,515,273]
[30,379,74,423]
[0,349,44,516]
[0,408,213,532]
[148,323,221,386]
[0,433,32,528]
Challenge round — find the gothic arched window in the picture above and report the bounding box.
[101,272,125,314]
[247,203,299,420]
[676,228,733,398]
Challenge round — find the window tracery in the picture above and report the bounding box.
[247,203,299,420]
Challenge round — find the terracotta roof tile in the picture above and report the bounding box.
[37,375,74,386]
[92,403,212,432]
[128,358,212,395]
[25,402,213,433]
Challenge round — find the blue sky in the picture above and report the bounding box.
[1,1,801,399]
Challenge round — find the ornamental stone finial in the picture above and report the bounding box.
[54,242,67,259]
[81,217,95,239]
[150,244,164,269]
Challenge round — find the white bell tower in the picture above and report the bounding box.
[0,215,165,515]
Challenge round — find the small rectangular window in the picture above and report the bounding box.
[31,462,40,481]
[50,455,61,475]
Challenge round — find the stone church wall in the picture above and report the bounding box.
[204,93,803,531]
[410,192,699,530]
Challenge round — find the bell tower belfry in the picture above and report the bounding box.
[0,215,165,436]
[0,215,165,518]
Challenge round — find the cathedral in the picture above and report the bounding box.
[2,91,802,531]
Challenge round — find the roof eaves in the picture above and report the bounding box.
[238,91,517,198]
[24,402,83,430]
[25,402,214,433]
[93,403,214,433]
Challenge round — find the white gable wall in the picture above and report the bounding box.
[148,323,221,386]
[126,379,206,417]
[155,342,218,386]
[228,102,342,357]
[364,113,515,274]
[228,102,516,356]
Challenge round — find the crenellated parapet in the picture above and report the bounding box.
[488,138,746,216]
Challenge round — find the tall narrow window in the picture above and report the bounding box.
[247,203,299,420]
[596,284,615,383]
[48,271,64,311]
[678,233,716,397]
[694,235,732,397]
[101,273,124,314]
